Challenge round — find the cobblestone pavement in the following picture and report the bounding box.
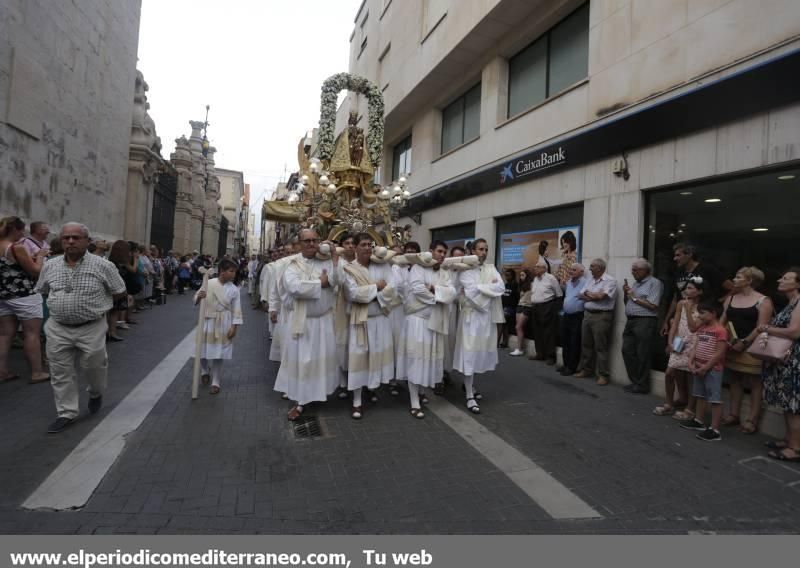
[1,290,799,534]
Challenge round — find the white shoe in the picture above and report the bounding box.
[509,349,524,356]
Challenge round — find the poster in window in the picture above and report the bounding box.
[499,226,580,284]
[444,237,474,252]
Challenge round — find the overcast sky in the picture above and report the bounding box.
[137,0,361,217]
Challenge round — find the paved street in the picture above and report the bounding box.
[1,289,799,534]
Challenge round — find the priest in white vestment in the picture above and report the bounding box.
[342,236,397,419]
[396,241,456,418]
[274,230,340,420]
[453,238,505,414]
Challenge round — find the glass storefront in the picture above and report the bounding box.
[645,165,800,369]
[430,222,476,250]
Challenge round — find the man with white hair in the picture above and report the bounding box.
[529,257,563,365]
[559,263,588,376]
[273,229,340,420]
[453,238,505,413]
[621,258,663,394]
[35,223,126,433]
[574,258,618,385]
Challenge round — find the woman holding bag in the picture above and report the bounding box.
[719,266,773,434]
[760,268,800,461]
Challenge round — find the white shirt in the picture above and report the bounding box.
[531,272,563,304]
[580,272,618,311]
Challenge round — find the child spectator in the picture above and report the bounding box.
[680,301,728,441]
[194,259,243,395]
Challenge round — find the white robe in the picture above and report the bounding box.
[396,265,456,387]
[247,260,259,294]
[335,260,352,373]
[268,256,297,361]
[454,263,505,376]
[444,271,462,373]
[389,264,409,378]
[343,262,396,390]
[195,279,243,360]
[273,256,340,405]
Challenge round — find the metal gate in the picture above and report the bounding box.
[150,170,176,254]
[218,215,229,258]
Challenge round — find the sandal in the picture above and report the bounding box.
[336,386,349,400]
[209,385,220,395]
[409,408,425,420]
[672,409,695,421]
[287,405,303,421]
[739,419,758,434]
[433,382,445,396]
[389,382,400,396]
[367,389,379,403]
[29,373,50,384]
[281,393,289,400]
[351,406,363,420]
[461,384,483,400]
[466,398,480,414]
[201,374,210,385]
[767,448,800,462]
[721,415,741,427]
[419,390,429,404]
[652,404,674,416]
[765,440,789,450]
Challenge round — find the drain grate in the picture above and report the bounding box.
[292,415,323,439]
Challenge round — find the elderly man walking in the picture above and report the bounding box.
[621,259,663,394]
[273,229,340,420]
[574,259,618,385]
[35,223,126,433]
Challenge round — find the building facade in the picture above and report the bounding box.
[346,0,800,415]
[0,0,143,241]
[216,168,246,256]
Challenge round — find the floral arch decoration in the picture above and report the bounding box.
[317,73,385,168]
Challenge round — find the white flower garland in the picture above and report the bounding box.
[317,73,385,168]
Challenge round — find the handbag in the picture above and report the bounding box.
[747,332,794,364]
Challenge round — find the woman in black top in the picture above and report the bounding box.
[499,268,519,348]
[719,266,773,434]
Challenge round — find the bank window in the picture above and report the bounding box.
[507,3,589,118]
[392,135,412,181]
[441,83,481,154]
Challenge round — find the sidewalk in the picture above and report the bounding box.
[1,289,798,534]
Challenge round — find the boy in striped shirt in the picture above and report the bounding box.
[680,301,728,442]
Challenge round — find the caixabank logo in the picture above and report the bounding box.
[499,147,566,185]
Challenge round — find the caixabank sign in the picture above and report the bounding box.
[499,147,566,185]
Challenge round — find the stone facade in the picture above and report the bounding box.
[124,70,164,244]
[169,121,223,256]
[216,168,246,255]
[0,0,142,241]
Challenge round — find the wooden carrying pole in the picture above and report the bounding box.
[191,271,211,400]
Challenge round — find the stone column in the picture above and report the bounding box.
[188,120,206,253]
[124,71,162,243]
[170,135,194,254]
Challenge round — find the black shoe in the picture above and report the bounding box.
[696,428,722,442]
[559,368,575,376]
[679,418,706,431]
[47,417,76,434]
[88,395,103,414]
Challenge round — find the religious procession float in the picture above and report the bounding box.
[263,73,413,247]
